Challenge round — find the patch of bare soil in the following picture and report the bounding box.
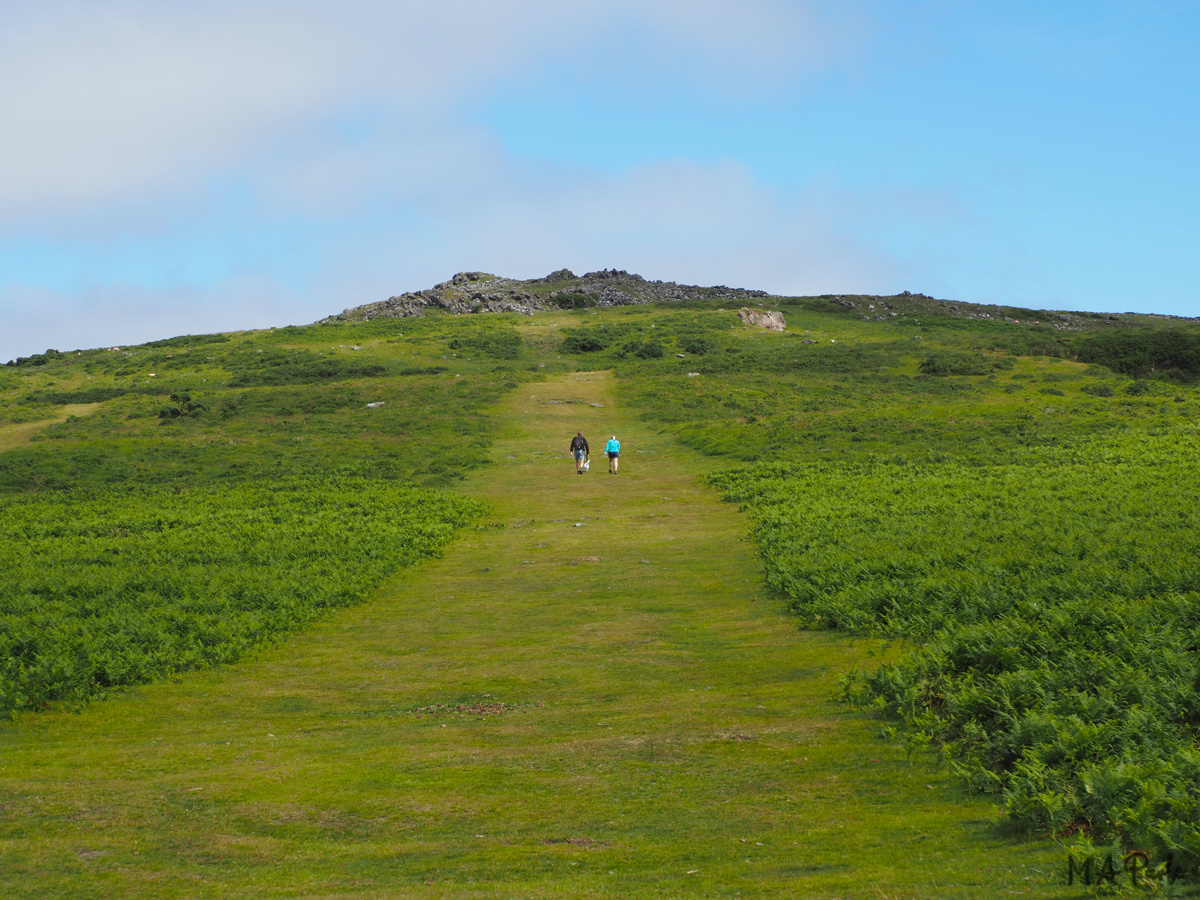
[410,701,539,717]
[540,837,607,848]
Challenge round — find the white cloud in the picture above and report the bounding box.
[596,0,868,90]
[0,0,862,223]
[0,0,897,361]
[0,4,324,219]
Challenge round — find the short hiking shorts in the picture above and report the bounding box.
[607,451,619,459]
[574,449,586,462]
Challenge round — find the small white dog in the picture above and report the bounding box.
[582,458,590,472]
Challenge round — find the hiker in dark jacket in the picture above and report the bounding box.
[569,432,590,474]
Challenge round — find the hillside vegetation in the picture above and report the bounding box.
[3,272,1200,893]
[2,479,481,714]
[1,317,518,713]
[551,295,1200,882]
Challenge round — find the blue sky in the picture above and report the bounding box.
[1,0,1197,361]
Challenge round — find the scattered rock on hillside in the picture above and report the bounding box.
[737,308,787,331]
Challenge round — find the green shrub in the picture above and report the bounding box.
[620,340,664,359]
[561,333,607,352]
[918,352,991,376]
[226,349,387,386]
[681,336,716,355]
[559,324,640,354]
[447,328,522,359]
[158,391,210,421]
[6,349,64,367]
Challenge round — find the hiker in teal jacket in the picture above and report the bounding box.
[605,435,621,474]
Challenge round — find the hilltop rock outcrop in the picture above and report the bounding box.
[315,268,1163,334]
[320,269,772,323]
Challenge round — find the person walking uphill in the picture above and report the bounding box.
[569,431,590,474]
[605,435,621,474]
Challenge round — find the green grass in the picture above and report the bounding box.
[2,300,1199,896]
[1,478,482,714]
[0,371,1079,898]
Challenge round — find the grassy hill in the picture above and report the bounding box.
[2,279,1199,896]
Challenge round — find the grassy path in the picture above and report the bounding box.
[1,372,1073,898]
[0,402,100,453]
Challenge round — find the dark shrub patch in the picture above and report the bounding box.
[551,292,597,309]
[447,328,522,359]
[227,349,387,386]
[918,352,991,376]
[681,336,716,355]
[620,340,664,359]
[158,391,210,421]
[7,349,63,367]
[143,333,232,350]
[1077,330,1200,381]
[20,386,160,406]
[559,324,641,354]
[561,333,607,353]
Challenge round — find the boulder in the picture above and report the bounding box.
[451,272,491,286]
[737,308,787,331]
